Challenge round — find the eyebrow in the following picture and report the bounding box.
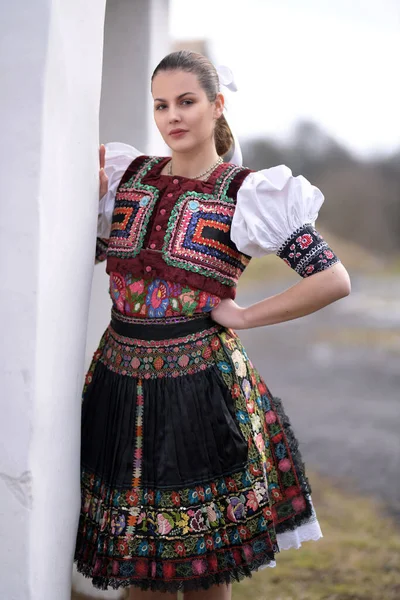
[154,92,198,102]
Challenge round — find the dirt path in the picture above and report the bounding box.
[236,274,400,517]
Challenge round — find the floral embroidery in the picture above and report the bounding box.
[214,329,313,527]
[217,361,232,373]
[145,280,170,318]
[277,224,340,277]
[110,272,127,313]
[109,273,220,319]
[76,463,277,589]
[231,349,247,377]
[296,233,313,249]
[98,324,219,379]
[242,378,251,399]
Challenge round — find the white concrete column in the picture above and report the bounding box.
[86,0,171,367]
[100,0,170,153]
[0,2,106,600]
[147,0,172,154]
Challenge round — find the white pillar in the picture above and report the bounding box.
[86,0,170,366]
[100,0,170,153]
[0,2,106,599]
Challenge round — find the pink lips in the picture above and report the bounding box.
[169,129,188,138]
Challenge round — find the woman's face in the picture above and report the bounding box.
[151,69,224,154]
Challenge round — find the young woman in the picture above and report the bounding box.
[74,50,351,600]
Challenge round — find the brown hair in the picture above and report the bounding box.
[151,50,234,157]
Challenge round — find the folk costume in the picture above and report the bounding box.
[74,142,339,593]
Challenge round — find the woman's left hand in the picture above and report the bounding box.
[211,298,247,330]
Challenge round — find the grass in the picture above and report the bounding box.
[232,471,400,600]
[72,472,400,600]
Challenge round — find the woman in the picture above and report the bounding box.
[74,50,351,599]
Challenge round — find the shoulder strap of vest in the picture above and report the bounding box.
[212,163,253,201]
[117,155,165,189]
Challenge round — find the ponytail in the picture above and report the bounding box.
[215,114,234,157]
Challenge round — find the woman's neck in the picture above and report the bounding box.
[167,144,220,179]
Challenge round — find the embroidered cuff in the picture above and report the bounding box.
[95,237,109,264]
[276,224,340,277]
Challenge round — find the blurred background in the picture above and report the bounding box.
[75,1,400,598]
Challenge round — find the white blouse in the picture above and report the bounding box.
[97,142,325,256]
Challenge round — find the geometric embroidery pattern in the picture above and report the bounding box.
[132,379,144,493]
[107,157,163,259]
[163,166,251,286]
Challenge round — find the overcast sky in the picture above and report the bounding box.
[170,0,400,157]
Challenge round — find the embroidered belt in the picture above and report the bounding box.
[110,308,215,341]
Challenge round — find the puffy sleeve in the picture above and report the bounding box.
[95,142,142,264]
[97,142,143,239]
[231,166,340,277]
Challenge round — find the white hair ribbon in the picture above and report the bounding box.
[216,65,243,166]
[216,65,238,92]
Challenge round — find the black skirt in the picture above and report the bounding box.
[74,312,318,593]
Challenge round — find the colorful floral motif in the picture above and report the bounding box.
[277,224,340,277]
[146,280,170,318]
[109,273,221,319]
[96,323,220,379]
[76,463,276,591]
[77,323,313,592]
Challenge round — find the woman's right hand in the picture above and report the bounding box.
[99,144,108,200]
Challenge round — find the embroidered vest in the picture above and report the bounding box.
[106,156,252,299]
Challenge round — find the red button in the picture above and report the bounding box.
[160,208,166,215]
[167,193,173,198]
[155,225,162,231]
[145,266,151,272]
[150,243,156,249]
[173,178,179,184]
